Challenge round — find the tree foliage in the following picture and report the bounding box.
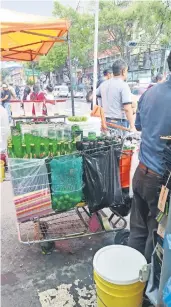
[98,0,171,57]
[37,0,171,73]
[38,44,68,72]
[53,1,94,67]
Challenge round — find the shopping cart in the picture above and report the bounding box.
[9,124,140,253]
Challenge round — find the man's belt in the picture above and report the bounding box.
[106,117,127,121]
[139,162,160,176]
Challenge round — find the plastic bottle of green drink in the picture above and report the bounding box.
[71,141,77,153]
[8,145,15,158]
[64,142,69,155]
[68,141,72,154]
[30,144,37,159]
[48,143,54,158]
[22,144,29,159]
[12,128,22,158]
[56,142,61,156]
[60,141,65,155]
[40,143,46,159]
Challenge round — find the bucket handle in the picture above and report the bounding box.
[139,264,151,283]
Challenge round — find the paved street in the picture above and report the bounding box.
[1,180,115,307]
[61,98,92,116]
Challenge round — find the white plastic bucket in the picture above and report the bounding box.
[54,100,68,115]
[34,102,43,116]
[11,102,21,117]
[93,245,147,307]
[24,102,33,116]
[46,103,54,116]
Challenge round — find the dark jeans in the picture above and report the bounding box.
[128,166,161,263]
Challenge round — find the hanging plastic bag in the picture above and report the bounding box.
[83,145,123,213]
[163,277,171,307]
[9,158,52,222]
[129,146,139,198]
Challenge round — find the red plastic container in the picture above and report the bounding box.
[119,150,133,188]
[0,153,6,166]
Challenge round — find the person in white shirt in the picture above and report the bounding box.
[0,104,10,152]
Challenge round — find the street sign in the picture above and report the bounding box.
[25,69,40,77]
[127,41,137,47]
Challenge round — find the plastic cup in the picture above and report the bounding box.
[11,102,21,117]
[34,102,43,116]
[46,103,54,116]
[24,102,33,116]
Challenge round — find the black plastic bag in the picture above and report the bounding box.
[83,145,123,213]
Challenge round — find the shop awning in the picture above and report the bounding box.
[0,9,70,62]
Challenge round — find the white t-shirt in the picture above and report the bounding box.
[96,77,132,119]
[0,105,10,151]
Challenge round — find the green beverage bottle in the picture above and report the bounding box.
[12,128,22,158]
[60,141,65,155]
[40,143,46,159]
[56,142,61,156]
[88,132,96,141]
[68,141,72,154]
[30,144,37,159]
[64,142,69,155]
[22,144,29,159]
[8,145,15,158]
[71,141,77,153]
[48,143,54,158]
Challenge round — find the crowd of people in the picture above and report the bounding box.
[0,83,56,124]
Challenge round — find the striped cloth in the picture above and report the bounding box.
[14,188,53,223]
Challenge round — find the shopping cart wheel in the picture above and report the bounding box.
[40,241,54,255]
[114,229,130,245]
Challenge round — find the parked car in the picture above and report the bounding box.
[74,91,84,99]
[53,85,69,98]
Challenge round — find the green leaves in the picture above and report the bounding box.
[38,44,68,72]
[38,0,171,73]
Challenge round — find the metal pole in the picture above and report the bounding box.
[30,51,35,85]
[92,0,99,108]
[67,33,75,116]
[163,48,169,74]
[31,61,35,84]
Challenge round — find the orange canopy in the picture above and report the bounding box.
[0,9,70,62]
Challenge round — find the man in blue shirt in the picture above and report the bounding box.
[128,51,171,263]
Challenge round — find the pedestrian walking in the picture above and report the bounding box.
[0,84,12,123]
[96,59,135,130]
[97,68,113,88]
[8,82,16,99]
[148,73,166,89]
[23,86,31,101]
[30,84,46,120]
[45,85,54,100]
[128,51,171,263]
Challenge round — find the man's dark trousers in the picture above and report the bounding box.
[128,166,161,263]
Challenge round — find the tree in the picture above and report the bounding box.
[98,0,171,61]
[38,43,68,72]
[1,68,10,81]
[53,1,94,68]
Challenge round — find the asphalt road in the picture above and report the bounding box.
[1,180,115,307]
[61,98,92,116]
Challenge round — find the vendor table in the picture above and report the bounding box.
[12,115,67,126]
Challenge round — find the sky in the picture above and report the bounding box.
[1,0,78,16]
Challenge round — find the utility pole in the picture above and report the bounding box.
[92,0,99,108]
